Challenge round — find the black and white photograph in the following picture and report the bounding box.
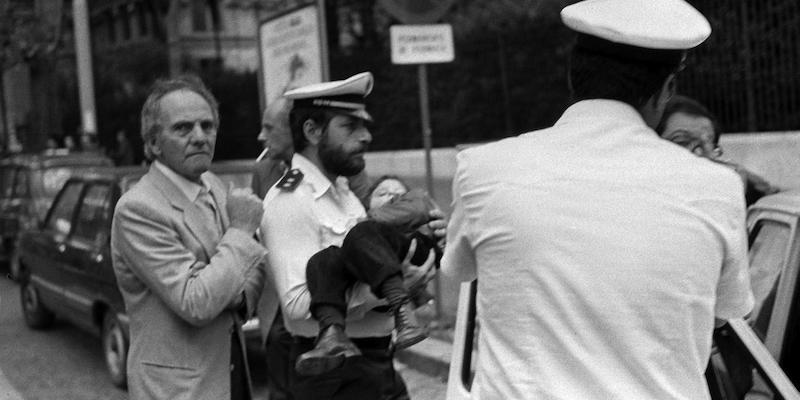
[0,1,799,399]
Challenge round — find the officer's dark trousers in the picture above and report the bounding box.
[264,310,293,400]
[288,335,409,400]
[306,220,415,317]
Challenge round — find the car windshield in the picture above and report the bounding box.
[42,167,76,201]
[0,167,15,198]
[41,166,109,203]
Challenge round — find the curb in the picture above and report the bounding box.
[395,336,452,380]
[0,368,23,400]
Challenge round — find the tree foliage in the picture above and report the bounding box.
[326,0,576,151]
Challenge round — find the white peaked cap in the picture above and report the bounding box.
[285,72,374,121]
[561,0,711,50]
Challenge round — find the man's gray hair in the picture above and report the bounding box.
[140,75,219,161]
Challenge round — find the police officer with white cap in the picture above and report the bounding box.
[443,1,754,399]
[258,72,446,400]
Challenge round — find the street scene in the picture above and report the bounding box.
[0,276,447,399]
[1,0,800,399]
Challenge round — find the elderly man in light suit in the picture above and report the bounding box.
[111,76,267,400]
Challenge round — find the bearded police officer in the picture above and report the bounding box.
[258,72,446,400]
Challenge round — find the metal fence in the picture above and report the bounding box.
[680,0,800,133]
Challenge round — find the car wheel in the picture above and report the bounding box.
[102,312,128,388]
[20,280,54,329]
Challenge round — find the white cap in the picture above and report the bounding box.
[285,72,374,121]
[561,0,711,50]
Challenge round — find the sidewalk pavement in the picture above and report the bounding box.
[397,335,452,380]
[396,319,454,380]
[0,368,23,400]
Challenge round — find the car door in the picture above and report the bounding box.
[27,180,85,318]
[746,208,800,391]
[0,164,17,250]
[60,181,114,333]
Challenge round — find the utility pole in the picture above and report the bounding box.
[72,0,97,137]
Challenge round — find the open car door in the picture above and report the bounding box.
[446,280,800,400]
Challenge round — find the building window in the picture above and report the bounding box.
[137,2,149,36]
[106,10,116,44]
[192,0,208,31]
[119,5,131,41]
[192,0,222,33]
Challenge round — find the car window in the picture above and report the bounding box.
[782,289,800,388]
[72,184,111,246]
[710,319,800,400]
[45,182,83,240]
[748,220,791,338]
[13,167,29,197]
[41,167,78,201]
[0,167,14,198]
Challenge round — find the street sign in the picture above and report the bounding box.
[390,24,454,65]
[379,0,456,24]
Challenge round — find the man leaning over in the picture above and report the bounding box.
[443,1,754,399]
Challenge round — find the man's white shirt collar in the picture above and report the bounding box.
[153,160,213,202]
[290,154,351,200]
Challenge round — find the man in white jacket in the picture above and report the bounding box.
[442,1,754,399]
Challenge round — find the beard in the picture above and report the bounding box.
[318,135,366,177]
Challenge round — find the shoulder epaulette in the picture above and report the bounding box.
[277,168,304,191]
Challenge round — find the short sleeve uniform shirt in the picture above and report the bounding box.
[260,154,393,338]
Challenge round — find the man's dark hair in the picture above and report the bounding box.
[140,75,219,160]
[288,107,334,152]
[656,94,721,145]
[568,47,682,109]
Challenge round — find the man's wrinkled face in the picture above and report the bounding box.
[257,106,293,163]
[152,90,217,181]
[661,112,718,158]
[318,114,371,177]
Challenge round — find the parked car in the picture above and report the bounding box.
[1,151,113,279]
[16,160,261,388]
[17,166,145,387]
[445,190,800,400]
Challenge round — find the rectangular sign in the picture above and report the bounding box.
[390,24,455,64]
[258,4,328,107]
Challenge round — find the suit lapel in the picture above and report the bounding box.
[208,180,229,229]
[148,166,219,260]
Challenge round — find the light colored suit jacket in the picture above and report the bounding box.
[111,164,268,400]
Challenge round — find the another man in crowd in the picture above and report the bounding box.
[258,72,445,399]
[442,1,754,399]
[657,94,779,206]
[111,75,267,400]
[252,95,295,199]
[251,93,372,400]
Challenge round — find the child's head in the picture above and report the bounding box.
[368,175,409,209]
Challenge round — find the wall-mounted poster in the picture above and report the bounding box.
[258,3,329,107]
